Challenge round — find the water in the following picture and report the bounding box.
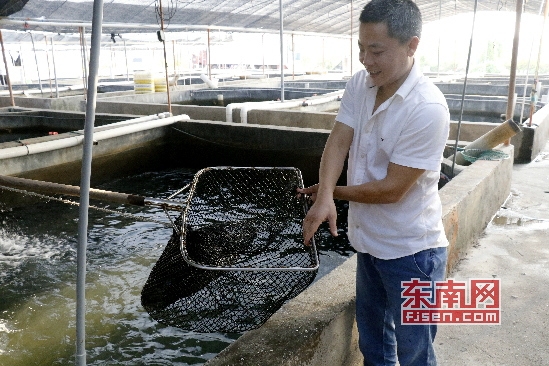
[0,167,354,365]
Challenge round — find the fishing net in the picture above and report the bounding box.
[141,167,319,333]
[461,148,510,163]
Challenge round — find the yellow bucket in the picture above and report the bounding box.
[134,71,154,94]
[154,76,167,93]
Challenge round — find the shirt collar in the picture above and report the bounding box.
[394,59,422,100]
[365,59,422,101]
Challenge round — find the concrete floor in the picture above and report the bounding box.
[435,139,549,365]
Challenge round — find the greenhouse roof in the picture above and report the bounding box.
[0,0,546,38]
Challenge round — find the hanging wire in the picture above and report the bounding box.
[451,0,479,177]
[155,0,178,29]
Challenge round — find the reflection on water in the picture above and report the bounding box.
[0,167,353,365]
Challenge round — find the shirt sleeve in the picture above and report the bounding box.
[390,101,450,172]
[336,76,358,129]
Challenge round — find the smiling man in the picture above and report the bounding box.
[298,0,450,365]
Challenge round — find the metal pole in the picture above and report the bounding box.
[123,40,129,81]
[19,45,26,84]
[172,40,177,77]
[451,0,478,176]
[29,32,44,96]
[207,28,211,79]
[528,0,549,126]
[158,0,172,114]
[109,43,114,79]
[437,0,442,77]
[350,0,353,76]
[45,37,53,97]
[262,33,265,76]
[50,37,60,98]
[79,27,89,96]
[0,30,15,106]
[505,0,524,125]
[279,0,285,102]
[75,0,103,365]
[292,33,295,80]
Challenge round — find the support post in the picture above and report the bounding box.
[123,39,129,81]
[505,0,524,143]
[207,28,211,79]
[45,37,53,97]
[279,0,285,102]
[528,0,549,126]
[0,30,15,106]
[158,0,172,114]
[76,1,104,365]
[350,0,353,76]
[50,37,60,98]
[29,32,44,96]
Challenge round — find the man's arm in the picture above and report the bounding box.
[299,121,354,245]
[334,162,425,204]
[300,121,427,244]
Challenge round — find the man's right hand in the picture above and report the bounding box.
[299,192,338,246]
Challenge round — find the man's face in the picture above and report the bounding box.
[358,22,418,94]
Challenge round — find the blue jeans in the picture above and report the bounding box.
[356,247,448,366]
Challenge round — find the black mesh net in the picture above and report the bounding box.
[141,167,319,333]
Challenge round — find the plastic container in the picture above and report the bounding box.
[154,76,167,93]
[134,70,154,94]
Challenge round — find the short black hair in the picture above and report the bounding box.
[359,0,422,43]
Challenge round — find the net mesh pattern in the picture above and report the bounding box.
[141,167,318,333]
[461,149,510,163]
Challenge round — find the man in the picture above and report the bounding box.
[298,0,450,365]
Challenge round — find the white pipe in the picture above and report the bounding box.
[226,103,244,122]
[240,100,298,124]
[95,112,171,129]
[199,73,218,88]
[232,89,344,124]
[0,134,86,159]
[0,114,188,160]
[92,114,188,140]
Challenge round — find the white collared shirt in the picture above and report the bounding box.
[336,61,450,259]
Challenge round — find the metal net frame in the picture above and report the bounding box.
[141,167,319,333]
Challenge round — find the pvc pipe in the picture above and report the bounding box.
[226,103,244,122]
[93,112,171,129]
[448,119,522,166]
[279,0,285,102]
[76,1,103,364]
[0,114,188,160]
[199,73,218,88]
[227,90,344,124]
[0,134,84,159]
[92,114,189,140]
[50,37,60,98]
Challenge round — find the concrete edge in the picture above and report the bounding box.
[440,144,514,273]
[512,104,549,163]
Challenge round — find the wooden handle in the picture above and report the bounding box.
[0,175,145,206]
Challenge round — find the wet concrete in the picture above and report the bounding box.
[435,140,549,365]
